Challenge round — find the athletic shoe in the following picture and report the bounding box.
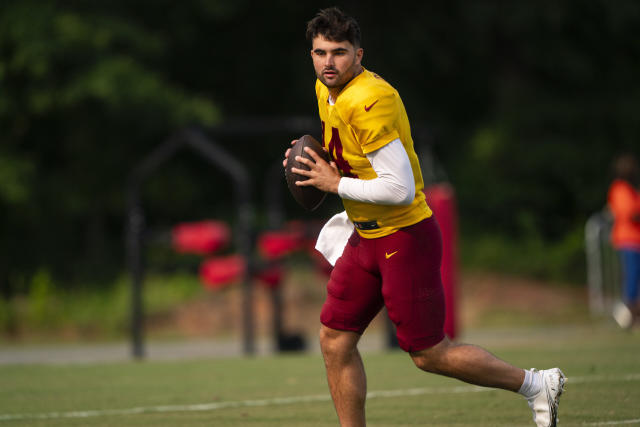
[612,301,633,329]
[526,368,565,427]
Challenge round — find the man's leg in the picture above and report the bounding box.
[615,250,640,328]
[409,336,524,391]
[376,218,564,425]
[318,231,383,426]
[319,325,366,427]
[410,336,565,427]
[621,249,640,318]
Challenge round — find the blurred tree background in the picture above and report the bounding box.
[1,0,639,306]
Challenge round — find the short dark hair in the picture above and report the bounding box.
[613,153,639,184]
[306,7,361,48]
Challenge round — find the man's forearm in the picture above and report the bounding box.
[337,139,415,205]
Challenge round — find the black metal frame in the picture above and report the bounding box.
[125,127,254,358]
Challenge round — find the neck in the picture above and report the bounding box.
[329,65,364,100]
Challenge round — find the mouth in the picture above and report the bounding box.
[323,69,338,79]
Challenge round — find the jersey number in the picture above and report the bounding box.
[322,121,357,178]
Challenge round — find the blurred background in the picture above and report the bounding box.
[1,0,638,352]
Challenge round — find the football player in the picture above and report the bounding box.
[284,7,565,426]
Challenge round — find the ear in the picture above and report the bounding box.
[355,48,364,64]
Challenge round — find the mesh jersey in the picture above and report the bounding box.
[608,179,640,248]
[315,68,432,238]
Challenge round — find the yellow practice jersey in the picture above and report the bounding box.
[315,68,432,238]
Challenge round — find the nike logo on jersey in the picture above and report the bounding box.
[385,251,398,259]
[364,100,379,112]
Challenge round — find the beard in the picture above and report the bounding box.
[317,63,360,89]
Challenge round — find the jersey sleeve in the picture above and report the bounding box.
[348,90,400,154]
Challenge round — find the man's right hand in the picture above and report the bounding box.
[282,139,298,168]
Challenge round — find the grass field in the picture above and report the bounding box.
[1,323,638,426]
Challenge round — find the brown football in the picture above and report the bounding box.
[285,134,330,211]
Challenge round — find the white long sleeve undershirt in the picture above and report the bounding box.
[337,138,415,205]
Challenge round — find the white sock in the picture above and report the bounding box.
[518,369,542,398]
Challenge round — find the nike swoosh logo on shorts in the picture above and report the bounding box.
[385,251,398,259]
[364,100,379,112]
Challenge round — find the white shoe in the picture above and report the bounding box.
[527,368,566,427]
[612,301,633,329]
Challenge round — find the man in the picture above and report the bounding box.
[608,154,640,328]
[283,7,565,426]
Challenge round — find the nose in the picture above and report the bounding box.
[325,54,335,67]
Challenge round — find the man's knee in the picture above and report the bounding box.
[319,326,359,362]
[409,336,451,373]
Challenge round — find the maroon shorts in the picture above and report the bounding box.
[320,217,445,352]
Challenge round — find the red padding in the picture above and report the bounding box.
[199,255,246,290]
[172,220,230,255]
[425,183,459,340]
[257,230,304,260]
[255,265,284,289]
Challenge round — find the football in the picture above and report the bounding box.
[285,134,330,211]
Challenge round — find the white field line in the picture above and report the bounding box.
[0,385,488,421]
[0,372,638,422]
[568,373,640,383]
[584,420,640,426]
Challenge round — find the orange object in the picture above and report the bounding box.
[607,179,640,248]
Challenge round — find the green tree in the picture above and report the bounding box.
[0,1,220,297]
[1,0,639,298]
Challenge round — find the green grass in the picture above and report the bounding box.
[1,323,639,426]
